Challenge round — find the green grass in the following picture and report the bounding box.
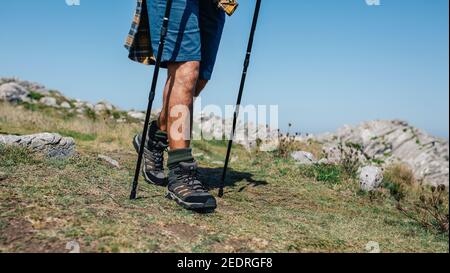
[27,91,45,101]
[0,104,448,253]
[300,164,342,185]
[1,142,448,253]
[57,130,97,142]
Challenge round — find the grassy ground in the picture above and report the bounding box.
[0,102,448,253]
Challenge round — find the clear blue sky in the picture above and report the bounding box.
[1,0,448,137]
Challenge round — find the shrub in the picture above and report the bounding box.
[397,185,449,234]
[27,91,44,101]
[85,108,97,121]
[332,142,363,179]
[383,164,416,201]
[276,134,295,159]
[112,111,122,120]
[387,164,416,186]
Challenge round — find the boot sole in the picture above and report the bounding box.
[166,191,217,211]
[133,135,167,186]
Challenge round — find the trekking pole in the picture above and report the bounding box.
[220,0,262,197]
[130,0,174,200]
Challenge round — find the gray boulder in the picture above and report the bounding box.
[0,133,75,159]
[98,154,120,169]
[0,83,29,102]
[100,101,114,111]
[127,111,146,121]
[85,103,94,110]
[40,97,58,107]
[94,103,107,112]
[60,102,72,109]
[291,151,316,165]
[359,166,384,192]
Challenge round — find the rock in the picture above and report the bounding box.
[98,155,120,169]
[316,120,449,187]
[73,101,85,108]
[322,143,366,165]
[40,97,58,107]
[128,111,146,121]
[94,103,106,112]
[193,112,279,151]
[359,166,384,192]
[60,102,72,109]
[85,103,94,110]
[0,133,75,159]
[0,78,48,94]
[0,83,29,102]
[100,101,114,111]
[291,151,316,165]
[94,101,114,113]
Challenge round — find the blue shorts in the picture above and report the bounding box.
[148,0,225,80]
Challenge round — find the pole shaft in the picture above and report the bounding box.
[130,0,173,200]
[220,0,262,197]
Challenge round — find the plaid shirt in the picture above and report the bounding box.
[125,0,236,65]
[124,0,155,65]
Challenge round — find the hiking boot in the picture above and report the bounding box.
[133,121,168,186]
[167,161,217,211]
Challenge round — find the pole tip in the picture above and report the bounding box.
[130,191,137,200]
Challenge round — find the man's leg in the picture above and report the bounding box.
[133,61,202,187]
[159,61,217,211]
[165,61,200,148]
[159,78,207,132]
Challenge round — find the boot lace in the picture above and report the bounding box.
[144,140,167,171]
[177,165,207,193]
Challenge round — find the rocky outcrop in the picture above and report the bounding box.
[0,83,29,102]
[0,133,76,159]
[315,120,449,187]
[0,77,48,94]
[0,78,127,120]
[193,112,279,150]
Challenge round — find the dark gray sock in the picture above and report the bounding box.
[168,148,194,168]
